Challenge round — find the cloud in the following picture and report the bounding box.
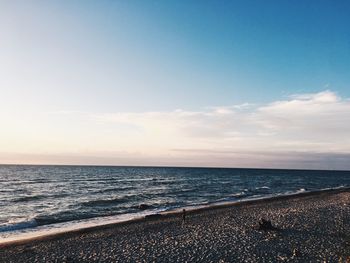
[2,90,350,169]
[90,90,350,169]
[94,90,350,154]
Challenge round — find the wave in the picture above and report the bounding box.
[33,210,112,226]
[0,218,38,233]
[13,195,47,202]
[79,197,129,208]
[231,191,248,198]
[12,193,68,203]
[95,186,134,194]
[255,186,270,190]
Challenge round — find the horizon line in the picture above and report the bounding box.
[0,163,349,172]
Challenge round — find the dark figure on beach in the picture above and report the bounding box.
[182,209,186,224]
[258,218,278,231]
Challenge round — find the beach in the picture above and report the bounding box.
[0,188,349,262]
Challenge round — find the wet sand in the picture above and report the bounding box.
[0,189,349,262]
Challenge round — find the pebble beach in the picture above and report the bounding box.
[1,189,349,262]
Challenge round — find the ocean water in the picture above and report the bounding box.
[0,165,349,242]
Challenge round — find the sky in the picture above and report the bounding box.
[0,0,350,170]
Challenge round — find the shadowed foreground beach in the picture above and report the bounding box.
[1,189,349,263]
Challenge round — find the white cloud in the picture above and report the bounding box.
[289,90,339,102]
[1,90,350,169]
[94,90,350,154]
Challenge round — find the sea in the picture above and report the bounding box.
[0,165,349,243]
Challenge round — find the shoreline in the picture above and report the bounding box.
[1,187,349,262]
[1,186,349,249]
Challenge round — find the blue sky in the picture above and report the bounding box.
[0,1,350,169]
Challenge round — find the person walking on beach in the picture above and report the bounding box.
[182,209,186,225]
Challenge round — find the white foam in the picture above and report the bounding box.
[255,186,270,190]
[0,209,162,244]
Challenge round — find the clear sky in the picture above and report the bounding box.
[1,0,350,169]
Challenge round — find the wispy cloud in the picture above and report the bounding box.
[90,90,350,169]
[93,90,350,154]
[2,90,350,169]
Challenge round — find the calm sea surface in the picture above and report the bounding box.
[0,165,349,240]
